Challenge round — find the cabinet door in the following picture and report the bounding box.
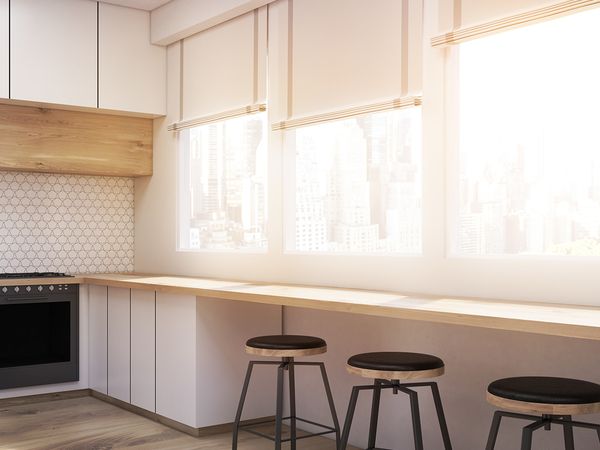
[0,0,7,99]
[89,285,108,395]
[98,3,166,115]
[156,293,197,427]
[10,0,97,107]
[131,289,155,412]
[107,287,131,403]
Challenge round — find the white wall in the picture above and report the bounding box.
[286,307,600,450]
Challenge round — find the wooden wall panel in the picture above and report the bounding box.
[0,103,153,177]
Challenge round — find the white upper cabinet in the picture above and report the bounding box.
[99,3,166,115]
[0,0,8,99]
[10,0,97,107]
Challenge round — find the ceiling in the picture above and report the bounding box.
[98,0,172,11]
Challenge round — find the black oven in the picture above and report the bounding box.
[0,281,79,389]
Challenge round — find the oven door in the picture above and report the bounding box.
[0,286,79,389]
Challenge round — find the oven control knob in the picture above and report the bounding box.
[38,286,43,292]
[49,285,54,291]
[1,287,6,293]
[26,286,31,292]
[14,286,19,292]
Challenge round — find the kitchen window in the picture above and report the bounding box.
[284,107,422,254]
[177,112,268,251]
[451,8,600,256]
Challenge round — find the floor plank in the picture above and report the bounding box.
[0,396,350,449]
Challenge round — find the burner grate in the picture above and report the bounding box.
[0,272,73,279]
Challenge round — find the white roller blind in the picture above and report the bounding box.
[433,0,600,46]
[460,0,565,28]
[181,8,267,121]
[289,0,422,119]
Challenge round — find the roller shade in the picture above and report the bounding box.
[180,8,267,122]
[433,0,600,46]
[288,0,423,119]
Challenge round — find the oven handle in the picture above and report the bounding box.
[1,296,50,303]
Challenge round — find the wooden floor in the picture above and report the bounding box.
[0,396,349,449]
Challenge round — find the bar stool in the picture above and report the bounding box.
[339,352,452,450]
[485,376,600,450]
[232,335,340,450]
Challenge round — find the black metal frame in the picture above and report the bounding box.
[232,357,341,450]
[485,410,600,450]
[339,379,452,450]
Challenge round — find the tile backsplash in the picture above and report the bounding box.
[0,171,134,274]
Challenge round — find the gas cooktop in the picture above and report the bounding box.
[0,272,74,279]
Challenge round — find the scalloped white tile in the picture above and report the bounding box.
[0,171,134,274]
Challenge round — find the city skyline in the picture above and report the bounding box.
[179,113,267,250]
[457,9,600,256]
[290,107,422,254]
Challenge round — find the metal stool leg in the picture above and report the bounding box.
[339,386,362,450]
[520,420,545,450]
[485,411,503,450]
[318,362,341,447]
[407,388,424,450]
[232,362,254,450]
[367,380,382,450]
[289,359,297,450]
[429,382,452,449]
[274,362,285,450]
[561,415,575,450]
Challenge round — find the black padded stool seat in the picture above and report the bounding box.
[490,377,600,405]
[485,376,600,450]
[340,351,452,449]
[245,335,327,357]
[347,352,445,380]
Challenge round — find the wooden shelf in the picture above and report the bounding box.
[0,103,153,177]
[79,273,600,341]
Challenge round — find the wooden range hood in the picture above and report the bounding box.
[0,103,153,177]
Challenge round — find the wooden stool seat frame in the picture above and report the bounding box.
[485,394,600,450]
[245,345,327,358]
[232,358,340,450]
[339,379,452,450]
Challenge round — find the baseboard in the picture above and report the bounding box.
[0,388,91,408]
[89,390,275,438]
[0,388,273,438]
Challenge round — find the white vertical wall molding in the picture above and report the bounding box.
[151,0,276,45]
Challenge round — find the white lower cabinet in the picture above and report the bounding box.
[89,285,108,394]
[156,292,198,426]
[131,289,156,412]
[90,286,281,429]
[107,287,131,403]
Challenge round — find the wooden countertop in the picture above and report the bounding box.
[80,273,600,341]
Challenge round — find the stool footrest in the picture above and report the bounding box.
[240,416,337,442]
